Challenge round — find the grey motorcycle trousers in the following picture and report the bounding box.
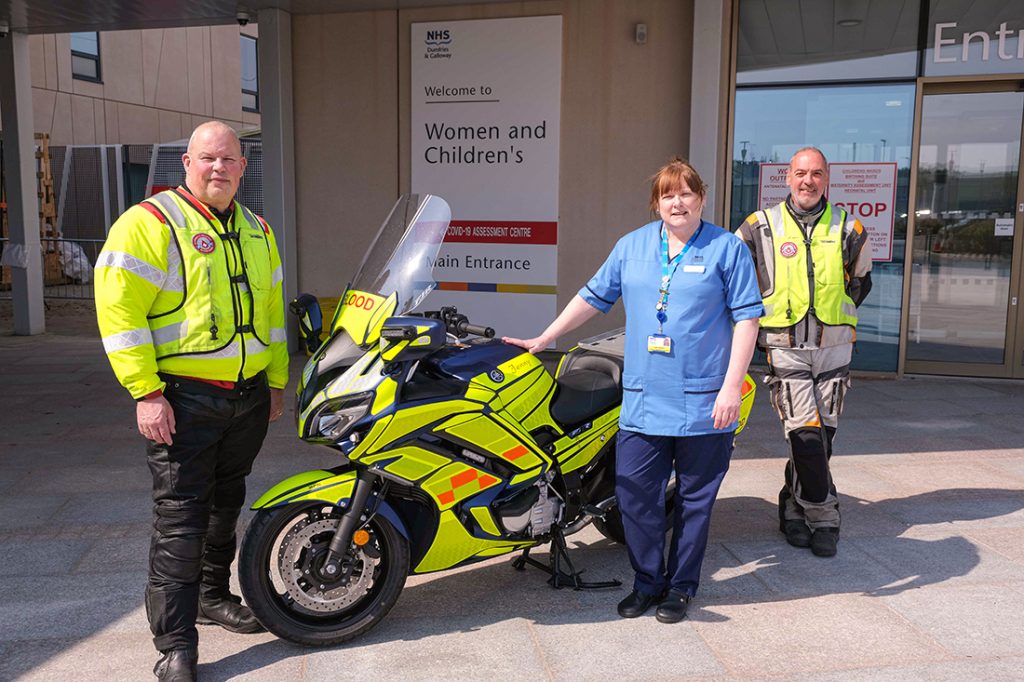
[144,375,269,653]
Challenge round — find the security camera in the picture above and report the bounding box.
[0,21,10,38]
[236,10,251,26]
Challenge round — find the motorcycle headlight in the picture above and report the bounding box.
[306,391,373,442]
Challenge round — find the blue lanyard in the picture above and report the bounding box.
[656,221,703,333]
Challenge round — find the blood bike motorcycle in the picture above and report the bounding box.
[238,194,756,646]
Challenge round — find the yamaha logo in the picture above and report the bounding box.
[488,369,505,383]
[780,241,799,258]
[192,233,216,254]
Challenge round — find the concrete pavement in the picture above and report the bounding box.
[1,302,1023,680]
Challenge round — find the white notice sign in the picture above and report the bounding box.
[411,16,562,338]
[828,163,897,262]
[995,218,1014,237]
[757,163,790,210]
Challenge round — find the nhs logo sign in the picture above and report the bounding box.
[425,29,451,45]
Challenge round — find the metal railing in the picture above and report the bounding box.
[0,237,103,300]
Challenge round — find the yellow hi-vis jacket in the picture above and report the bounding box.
[758,201,859,329]
[95,187,288,399]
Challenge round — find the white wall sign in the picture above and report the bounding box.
[995,218,1015,237]
[757,163,790,209]
[757,161,896,263]
[829,163,897,262]
[411,16,562,338]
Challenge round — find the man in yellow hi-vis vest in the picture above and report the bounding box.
[95,121,287,681]
[736,147,872,559]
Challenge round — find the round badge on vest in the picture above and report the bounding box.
[780,242,798,258]
[192,233,216,254]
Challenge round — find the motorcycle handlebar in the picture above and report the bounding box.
[457,321,495,338]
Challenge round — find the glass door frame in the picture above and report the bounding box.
[899,76,1024,378]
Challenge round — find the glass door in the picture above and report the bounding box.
[905,85,1024,378]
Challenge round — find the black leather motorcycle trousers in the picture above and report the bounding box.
[144,373,270,652]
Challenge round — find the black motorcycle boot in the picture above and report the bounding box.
[154,647,198,682]
[196,596,264,634]
[810,527,839,557]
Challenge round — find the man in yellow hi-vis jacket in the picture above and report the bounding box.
[96,121,287,681]
[736,147,872,560]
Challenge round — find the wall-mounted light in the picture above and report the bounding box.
[635,23,647,45]
[837,19,862,27]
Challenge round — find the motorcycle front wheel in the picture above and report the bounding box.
[238,501,409,646]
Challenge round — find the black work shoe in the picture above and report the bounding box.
[781,519,812,548]
[655,590,691,623]
[810,527,839,557]
[196,596,264,634]
[617,589,660,618]
[154,648,197,682]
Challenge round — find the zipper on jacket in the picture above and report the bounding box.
[206,263,219,340]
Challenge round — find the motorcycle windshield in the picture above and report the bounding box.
[331,194,451,347]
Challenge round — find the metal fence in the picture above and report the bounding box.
[1,136,263,301]
[0,237,103,300]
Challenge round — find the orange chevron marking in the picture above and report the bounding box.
[503,445,529,461]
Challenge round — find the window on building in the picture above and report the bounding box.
[241,34,259,112]
[70,32,101,82]
[730,84,916,372]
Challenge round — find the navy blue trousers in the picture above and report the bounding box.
[616,430,733,597]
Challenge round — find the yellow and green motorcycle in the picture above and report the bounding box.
[238,194,756,646]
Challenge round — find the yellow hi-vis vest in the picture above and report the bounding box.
[759,202,858,329]
[95,188,288,398]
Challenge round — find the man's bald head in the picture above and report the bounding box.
[182,121,246,211]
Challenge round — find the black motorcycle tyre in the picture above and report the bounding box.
[239,501,410,646]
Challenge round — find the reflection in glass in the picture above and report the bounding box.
[736,0,919,84]
[730,84,916,371]
[907,91,1023,365]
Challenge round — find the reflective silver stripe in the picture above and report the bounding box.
[148,192,189,229]
[239,204,261,232]
[270,327,287,343]
[763,303,774,318]
[102,327,153,353]
[197,340,242,359]
[829,206,845,235]
[842,302,858,318]
[96,251,166,288]
[151,320,188,347]
[164,239,184,293]
[271,266,283,289]
[245,337,269,355]
[766,204,786,237]
[238,282,250,293]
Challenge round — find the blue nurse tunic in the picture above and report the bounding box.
[578,219,763,598]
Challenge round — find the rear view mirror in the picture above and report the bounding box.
[379,316,446,363]
[289,293,323,354]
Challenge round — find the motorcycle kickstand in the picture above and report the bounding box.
[511,524,621,591]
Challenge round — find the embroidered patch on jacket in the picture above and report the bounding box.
[779,241,799,258]
[192,233,216,254]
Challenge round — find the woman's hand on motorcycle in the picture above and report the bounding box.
[712,383,742,430]
[503,334,552,354]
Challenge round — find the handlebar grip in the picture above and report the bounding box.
[459,322,495,338]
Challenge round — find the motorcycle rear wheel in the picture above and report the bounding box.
[239,502,409,646]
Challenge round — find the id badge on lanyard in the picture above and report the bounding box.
[650,221,702,354]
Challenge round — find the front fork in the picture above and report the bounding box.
[321,469,376,579]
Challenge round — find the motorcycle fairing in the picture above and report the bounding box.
[414,509,534,573]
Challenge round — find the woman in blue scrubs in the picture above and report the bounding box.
[504,159,762,623]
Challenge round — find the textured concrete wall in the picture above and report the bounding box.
[292,0,694,344]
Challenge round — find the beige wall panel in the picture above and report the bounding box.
[141,29,164,108]
[105,100,119,143]
[70,94,97,145]
[100,30,145,106]
[71,74,103,99]
[292,11,400,295]
[55,34,73,92]
[93,98,106,144]
[42,35,59,90]
[31,88,57,138]
[29,35,46,86]
[210,25,243,120]
[185,27,211,116]
[291,0,693,340]
[158,109,184,142]
[153,30,190,112]
[49,93,74,145]
[116,102,160,144]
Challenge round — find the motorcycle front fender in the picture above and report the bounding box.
[250,468,409,540]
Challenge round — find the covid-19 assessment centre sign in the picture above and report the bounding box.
[411,16,562,338]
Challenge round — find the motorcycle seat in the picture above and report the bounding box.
[550,368,621,428]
